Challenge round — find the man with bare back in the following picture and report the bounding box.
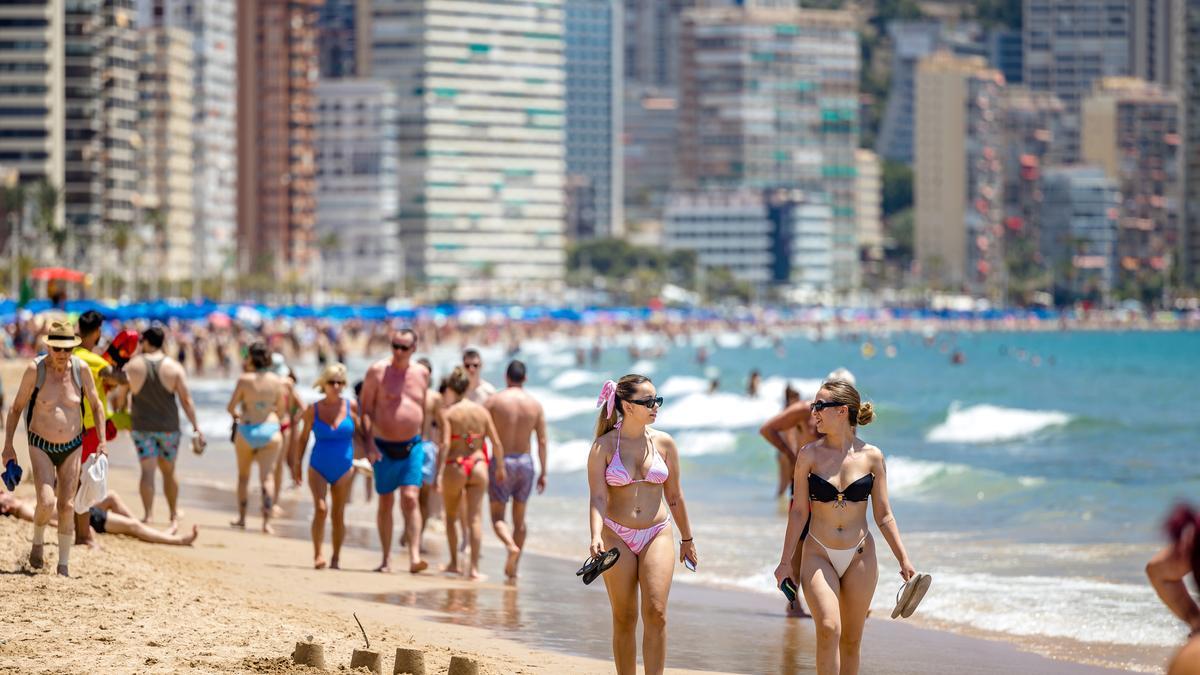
[360,327,430,574]
[484,360,547,579]
[1,321,107,576]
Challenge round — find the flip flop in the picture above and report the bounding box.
[891,573,932,619]
[577,548,620,585]
[901,573,932,618]
[2,460,21,491]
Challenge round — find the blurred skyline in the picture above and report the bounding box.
[0,0,1197,308]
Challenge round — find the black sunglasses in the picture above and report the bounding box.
[625,396,664,409]
[49,346,73,353]
[812,400,846,412]
[464,362,481,370]
[392,342,414,351]
[326,380,346,386]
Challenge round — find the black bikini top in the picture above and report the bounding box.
[809,473,874,504]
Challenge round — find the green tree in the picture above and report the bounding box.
[33,181,63,263]
[882,161,914,216]
[1,183,25,294]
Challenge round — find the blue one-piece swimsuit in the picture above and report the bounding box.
[309,400,354,484]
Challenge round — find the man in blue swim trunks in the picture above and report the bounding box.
[360,327,430,574]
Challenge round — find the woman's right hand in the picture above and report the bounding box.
[773,562,790,588]
[590,536,606,558]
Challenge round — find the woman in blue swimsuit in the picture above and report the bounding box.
[293,363,359,569]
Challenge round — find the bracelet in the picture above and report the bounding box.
[680,538,693,543]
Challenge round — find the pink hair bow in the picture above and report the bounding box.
[597,379,617,419]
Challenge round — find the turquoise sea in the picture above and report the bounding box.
[183,329,1200,663]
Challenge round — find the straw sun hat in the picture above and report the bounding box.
[43,320,82,349]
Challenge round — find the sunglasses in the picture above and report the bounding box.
[326,380,346,386]
[392,342,414,352]
[812,400,846,412]
[626,396,664,410]
[49,346,73,354]
[464,362,481,370]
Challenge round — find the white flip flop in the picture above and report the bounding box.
[891,573,932,619]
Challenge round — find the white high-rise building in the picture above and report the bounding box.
[138,27,195,282]
[370,0,567,299]
[138,0,237,284]
[0,0,64,240]
[314,79,401,293]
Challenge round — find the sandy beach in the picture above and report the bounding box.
[0,343,1188,674]
[0,440,1155,675]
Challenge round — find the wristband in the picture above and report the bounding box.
[680,538,693,543]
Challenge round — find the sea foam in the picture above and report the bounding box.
[926,403,1071,443]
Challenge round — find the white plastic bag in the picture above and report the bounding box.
[74,454,108,514]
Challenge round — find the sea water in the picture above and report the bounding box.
[180,329,1200,654]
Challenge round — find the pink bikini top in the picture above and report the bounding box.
[605,429,669,487]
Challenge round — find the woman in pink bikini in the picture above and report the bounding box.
[586,375,697,675]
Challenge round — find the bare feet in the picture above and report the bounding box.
[181,525,199,546]
[374,562,392,573]
[261,521,274,535]
[167,519,179,535]
[329,557,340,570]
[270,505,284,518]
[57,564,69,577]
[409,560,429,574]
[441,561,462,576]
[141,515,152,524]
[314,557,327,570]
[29,544,43,569]
[467,569,486,582]
[229,519,246,529]
[504,546,521,579]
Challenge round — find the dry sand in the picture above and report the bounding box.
[0,359,1170,674]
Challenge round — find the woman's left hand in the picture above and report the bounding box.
[899,559,917,582]
[679,540,698,567]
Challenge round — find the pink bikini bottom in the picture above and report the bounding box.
[604,517,671,555]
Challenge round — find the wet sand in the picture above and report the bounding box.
[0,358,1179,673]
[0,448,1155,674]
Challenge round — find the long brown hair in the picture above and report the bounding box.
[821,379,875,427]
[594,374,651,439]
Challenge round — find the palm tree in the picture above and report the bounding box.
[145,206,168,298]
[33,181,63,264]
[1,183,26,295]
[112,220,132,298]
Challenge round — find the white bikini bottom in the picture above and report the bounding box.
[809,533,868,578]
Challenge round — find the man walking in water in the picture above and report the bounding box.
[462,349,495,403]
[484,360,547,579]
[361,327,430,574]
[2,321,107,576]
[124,326,204,526]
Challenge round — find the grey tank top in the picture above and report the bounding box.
[132,358,179,432]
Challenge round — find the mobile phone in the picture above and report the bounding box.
[684,558,697,572]
[779,577,798,603]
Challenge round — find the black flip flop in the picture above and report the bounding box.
[577,548,620,585]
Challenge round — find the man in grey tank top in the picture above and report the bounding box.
[124,326,203,526]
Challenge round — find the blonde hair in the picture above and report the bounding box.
[446,366,470,395]
[313,363,348,390]
[594,374,652,439]
[821,379,874,427]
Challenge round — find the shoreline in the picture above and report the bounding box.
[0,457,1156,674]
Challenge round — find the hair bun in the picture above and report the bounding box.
[857,402,875,426]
